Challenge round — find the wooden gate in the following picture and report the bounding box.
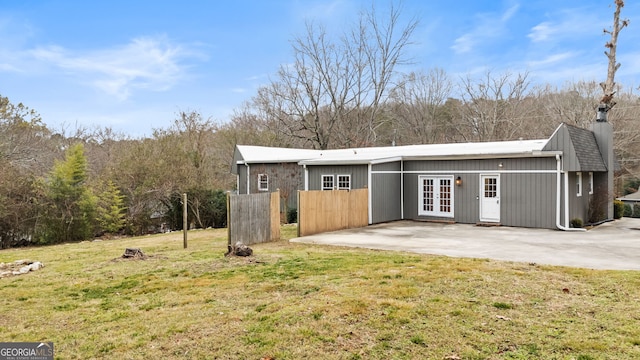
[298,189,368,236]
[227,190,280,246]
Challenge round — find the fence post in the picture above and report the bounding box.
[226,192,231,253]
[297,190,301,237]
[182,193,188,249]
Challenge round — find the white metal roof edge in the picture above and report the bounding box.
[401,150,561,161]
[298,150,562,165]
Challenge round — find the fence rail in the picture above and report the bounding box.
[298,189,368,236]
[227,190,280,246]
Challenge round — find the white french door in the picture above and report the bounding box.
[418,176,454,217]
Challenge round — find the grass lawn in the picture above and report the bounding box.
[1,225,639,359]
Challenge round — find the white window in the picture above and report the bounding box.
[337,175,351,190]
[588,172,594,195]
[576,172,582,197]
[418,176,454,218]
[258,174,268,191]
[321,175,334,190]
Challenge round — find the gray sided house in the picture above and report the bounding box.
[231,120,615,230]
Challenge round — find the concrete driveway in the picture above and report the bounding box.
[291,217,640,270]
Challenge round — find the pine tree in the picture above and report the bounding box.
[96,180,126,235]
[38,143,96,243]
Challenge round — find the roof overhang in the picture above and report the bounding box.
[298,151,562,166]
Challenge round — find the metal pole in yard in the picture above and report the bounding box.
[226,191,232,254]
[183,193,188,249]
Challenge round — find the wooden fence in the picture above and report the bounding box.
[227,190,280,246]
[298,189,368,236]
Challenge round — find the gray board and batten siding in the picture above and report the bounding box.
[306,164,369,190]
[543,124,607,172]
[401,157,559,229]
[235,162,303,211]
[544,123,612,223]
[305,162,404,224]
[371,162,403,224]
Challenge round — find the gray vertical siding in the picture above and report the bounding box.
[566,171,608,225]
[307,165,369,190]
[501,173,556,228]
[237,165,248,194]
[371,161,402,223]
[237,162,304,211]
[402,157,558,229]
[544,126,579,170]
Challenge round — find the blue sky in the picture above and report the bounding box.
[1,0,639,137]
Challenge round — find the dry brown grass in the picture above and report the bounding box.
[1,225,639,359]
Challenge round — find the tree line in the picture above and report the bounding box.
[1,2,638,247]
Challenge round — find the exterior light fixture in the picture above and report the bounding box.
[498,162,504,168]
[455,176,462,186]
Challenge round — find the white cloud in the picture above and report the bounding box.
[29,36,199,101]
[527,7,607,45]
[528,22,553,43]
[526,52,576,68]
[451,4,520,54]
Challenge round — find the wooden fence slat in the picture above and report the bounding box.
[298,189,368,236]
[270,190,281,241]
[228,191,280,245]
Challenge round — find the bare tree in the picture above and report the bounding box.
[539,81,601,129]
[600,0,629,109]
[454,71,535,142]
[254,3,418,149]
[388,68,453,144]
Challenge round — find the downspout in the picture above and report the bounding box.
[368,163,372,225]
[245,163,250,194]
[556,154,585,231]
[303,164,308,191]
[400,160,404,220]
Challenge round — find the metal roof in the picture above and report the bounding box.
[236,139,552,166]
[234,145,324,164]
[618,191,640,202]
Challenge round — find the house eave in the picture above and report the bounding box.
[401,150,562,161]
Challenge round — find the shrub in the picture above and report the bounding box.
[614,200,625,219]
[633,204,640,218]
[570,218,583,228]
[287,208,298,224]
[624,203,633,217]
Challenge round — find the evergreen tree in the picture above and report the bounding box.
[96,180,126,235]
[38,143,96,243]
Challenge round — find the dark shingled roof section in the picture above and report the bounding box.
[565,124,607,172]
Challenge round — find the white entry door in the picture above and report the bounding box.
[480,174,500,222]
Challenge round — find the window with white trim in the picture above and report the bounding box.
[588,172,594,195]
[576,172,582,197]
[258,173,269,191]
[337,175,351,190]
[321,175,334,190]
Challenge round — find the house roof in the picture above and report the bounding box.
[233,123,613,168]
[235,139,553,167]
[564,125,608,172]
[298,139,551,165]
[234,145,322,164]
[618,191,640,202]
